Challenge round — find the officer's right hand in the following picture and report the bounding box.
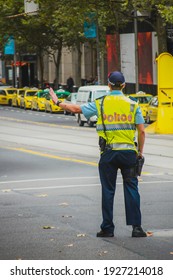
[49,87,58,104]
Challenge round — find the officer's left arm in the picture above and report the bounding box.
[135,107,145,156]
[136,123,145,156]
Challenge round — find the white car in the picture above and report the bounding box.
[76,85,110,127]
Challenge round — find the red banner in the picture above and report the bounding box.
[138,32,153,84]
[106,34,120,74]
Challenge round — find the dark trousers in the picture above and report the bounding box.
[98,149,141,233]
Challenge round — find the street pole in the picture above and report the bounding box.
[134,10,139,92]
[13,41,17,87]
[96,21,101,85]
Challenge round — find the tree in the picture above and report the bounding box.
[121,0,173,54]
[46,0,130,85]
[1,0,173,87]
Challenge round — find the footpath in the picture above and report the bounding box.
[145,125,173,170]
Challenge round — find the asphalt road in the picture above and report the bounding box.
[0,105,173,260]
[0,105,77,126]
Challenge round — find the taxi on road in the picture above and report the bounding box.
[44,90,70,113]
[0,87,17,106]
[31,89,49,111]
[0,88,8,105]
[145,96,158,123]
[11,88,26,107]
[128,91,153,121]
[20,89,39,109]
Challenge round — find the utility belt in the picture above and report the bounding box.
[106,143,135,150]
[99,137,135,152]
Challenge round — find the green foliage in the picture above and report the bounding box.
[157,4,173,23]
[0,0,173,71]
[0,0,173,51]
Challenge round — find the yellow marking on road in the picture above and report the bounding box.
[142,171,151,175]
[0,146,98,167]
[0,145,157,176]
[0,145,163,175]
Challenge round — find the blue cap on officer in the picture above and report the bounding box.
[108,71,125,86]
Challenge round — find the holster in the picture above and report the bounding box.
[136,156,145,176]
[99,136,106,152]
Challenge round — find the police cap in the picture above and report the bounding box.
[108,71,125,87]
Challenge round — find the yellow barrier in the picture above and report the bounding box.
[155,107,173,134]
[145,121,156,134]
[147,52,173,134]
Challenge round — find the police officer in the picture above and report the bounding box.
[49,71,147,238]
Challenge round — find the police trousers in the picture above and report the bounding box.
[98,149,141,234]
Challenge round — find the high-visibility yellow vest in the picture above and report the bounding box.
[95,95,138,151]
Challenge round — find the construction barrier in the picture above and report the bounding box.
[146,52,173,134]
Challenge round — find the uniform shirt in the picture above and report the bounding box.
[80,90,145,124]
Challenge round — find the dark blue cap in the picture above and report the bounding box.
[108,71,125,86]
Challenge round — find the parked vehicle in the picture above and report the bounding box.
[128,91,153,121]
[63,92,78,115]
[75,85,110,126]
[146,96,158,124]
[0,88,17,106]
[0,89,8,105]
[44,90,70,113]
[20,89,39,109]
[11,88,26,107]
[54,89,71,99]
[31,89,49,111]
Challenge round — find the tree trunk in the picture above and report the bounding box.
[53,40,62,89]
[76,42,82,87]
[156,14,167,54]
[38,50,44,88]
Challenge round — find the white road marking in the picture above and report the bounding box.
[1,180,173,193]
[0,173,173,185]
[0,176,99,184]
[13,183,100,191]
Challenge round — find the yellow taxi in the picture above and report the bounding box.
[11,88,26,107]
[145,96,158,124]
[128,91,153,120]
[45,90,70,113]
[0,89,8,105]
[20,89,39,109]
[31,89,49,111]
[0,87,17,106]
